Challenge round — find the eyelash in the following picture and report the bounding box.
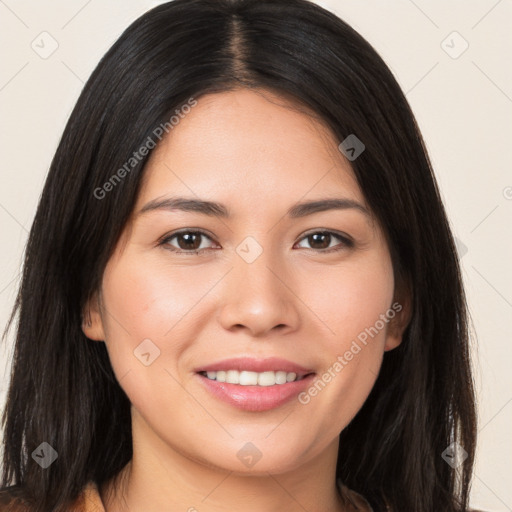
[158,229,354,255]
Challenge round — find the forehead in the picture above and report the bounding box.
[137,88,366,213]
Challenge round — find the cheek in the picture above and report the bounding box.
[97,258,196,416]
[306,249,395,350]
[294,251,394,430]
[98,254,220,384]
[101,253,213,340]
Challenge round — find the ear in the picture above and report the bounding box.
[384,282,412,352]
[81,292,106,342]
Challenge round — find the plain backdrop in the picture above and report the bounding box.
[0,1,511,510]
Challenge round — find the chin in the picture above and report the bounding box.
[215,442,310,476]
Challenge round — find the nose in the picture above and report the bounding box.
[217,245,302,337]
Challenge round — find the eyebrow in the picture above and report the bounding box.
[138,196,370,219]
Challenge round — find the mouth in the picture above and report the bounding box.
[194,357,316,412]
[197,369,311,386]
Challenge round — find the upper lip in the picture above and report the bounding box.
[195,357,315,378]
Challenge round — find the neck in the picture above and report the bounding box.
[100,411,349,512]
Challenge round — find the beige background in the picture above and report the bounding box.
[0,0,511,509]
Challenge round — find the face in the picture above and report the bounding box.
[84,88,408,476]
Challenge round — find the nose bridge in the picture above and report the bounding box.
[237,240,282,296]
[217,235,301,335]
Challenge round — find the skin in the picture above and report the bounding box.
[83,88,410,512]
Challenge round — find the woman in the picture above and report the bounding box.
[0,0,478,510]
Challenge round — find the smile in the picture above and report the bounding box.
[195,357,316,412]
[199,370,305,386]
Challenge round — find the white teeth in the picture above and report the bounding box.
[226,370,239,384]
[275,371,287,384]
[239,371,258,385]
[258,371,275,387]
[286,372,296,382]
[202,370,300,386]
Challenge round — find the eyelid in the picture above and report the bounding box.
[299,228,353,244]
[159,228,354,254]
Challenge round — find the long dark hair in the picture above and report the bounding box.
[1,0,477,510]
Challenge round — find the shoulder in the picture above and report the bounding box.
[337,481,374,511]
[0,486,31,511]
[0,482,104,512]
[336,481,488,512]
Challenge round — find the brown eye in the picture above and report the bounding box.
[175,232,202,250]
[306,232,332,249]
[295,231,353,252]
[162,230,216,253]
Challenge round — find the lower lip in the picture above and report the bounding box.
[196,373,316,412]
